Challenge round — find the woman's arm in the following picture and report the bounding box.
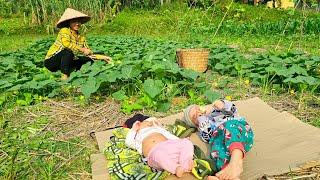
[82,38,93,55]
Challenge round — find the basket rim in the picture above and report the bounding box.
[176,48,210,52]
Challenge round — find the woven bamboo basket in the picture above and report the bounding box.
[176,48,210,73]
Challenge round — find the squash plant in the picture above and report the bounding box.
[0,36,319,112]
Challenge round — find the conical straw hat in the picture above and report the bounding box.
[56,8,91,28]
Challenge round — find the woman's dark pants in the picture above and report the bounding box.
[44,49,93,76]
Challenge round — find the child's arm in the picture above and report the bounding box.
[125,128,137,149]
[203,105,213,116]
[207,100,239,117]
[125,121,141,149]
[159,127,180,140]
[203,100,224,115]
[221,100,239,117]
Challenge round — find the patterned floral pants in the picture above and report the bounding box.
[209,118,254,170]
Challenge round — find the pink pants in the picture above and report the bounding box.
[147,138,194,174]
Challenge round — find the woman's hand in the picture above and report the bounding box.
[88,55,112,62]
[80,48,93,56]
[102,56,112,62]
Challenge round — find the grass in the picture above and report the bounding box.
[311,118,320,127]
[0,106,94,179]
[0,34,51,52]
[2,3,320,54]
[95,5,320,54]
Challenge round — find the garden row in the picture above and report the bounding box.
[0,36,319,112]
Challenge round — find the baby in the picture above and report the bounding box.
[184,100,254,180]
[125,116,194,177]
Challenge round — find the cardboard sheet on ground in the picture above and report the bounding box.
[91,97,320,180]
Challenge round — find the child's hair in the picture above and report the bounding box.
[123,114,150,128]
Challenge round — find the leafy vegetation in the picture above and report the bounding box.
[0,36,319,114]
[211,46,320,93]
[0,36,219,113]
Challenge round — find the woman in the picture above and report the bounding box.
[184,100,254,180]
[44,8,111,80]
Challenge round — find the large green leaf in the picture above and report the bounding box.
[255,59,270,65]
[283,77,299,84]
[143,79,164,98]
[112,90,128,101]
[269,56,283,63]
[80,63,92,74]
[0,81,13,89]
[204,90,221,103]
[71,78,86,87]
[25,80,39,89]
[37,79,56,89]
[90,69,122,84]
[164,61,180,74]
[214,63,225,70]
[7,84,22,91]
[265,66,277,73]
[288,64,308,76]
[296,76,319,85]
[180,69,200,81]
[275,67,290,77]
[88,62,104,77]
[48,88,61,98]
[156,102,171,112]
[121,65,142,79]
[80,77,99,99]
[150,63,166,72]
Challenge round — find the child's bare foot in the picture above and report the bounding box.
[175,166,184,177]
[216,159,243,180]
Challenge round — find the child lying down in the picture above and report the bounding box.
[125,116,194,177]
[184,100,254,180]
